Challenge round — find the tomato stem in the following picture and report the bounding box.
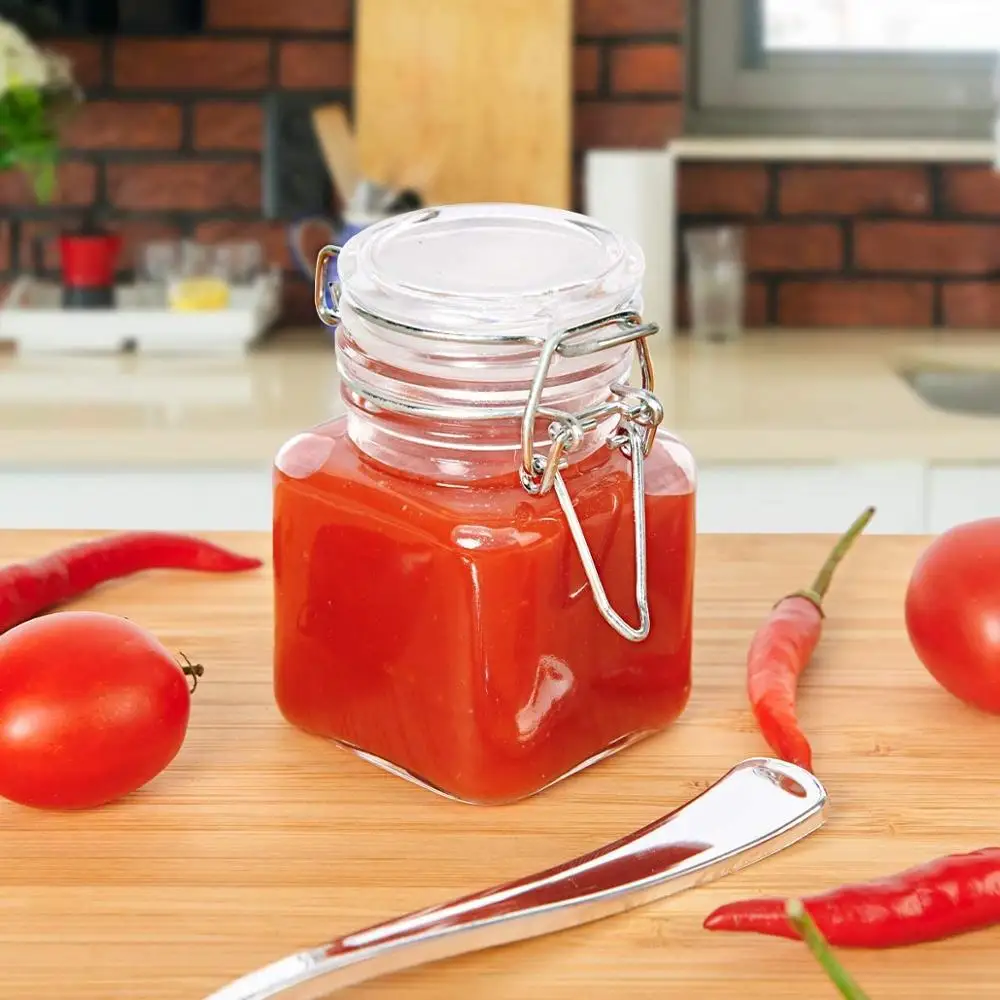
[179,652,204,693]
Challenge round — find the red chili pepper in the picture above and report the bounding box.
[704,848,1000,948]
[0,532,262,634]
[747,506,875,772]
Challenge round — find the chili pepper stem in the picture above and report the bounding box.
[786,900,871,1000]
[790,505,876,610]
[179,653,204,694]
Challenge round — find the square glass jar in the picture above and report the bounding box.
[273,204,696,804]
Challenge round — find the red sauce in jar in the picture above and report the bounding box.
[273,417,695,804]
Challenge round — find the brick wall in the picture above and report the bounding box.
[573,0,684,148]
[7,0,353,320]
[3,0,684,323]
[678,162,1000,329]
[13,1,997,331]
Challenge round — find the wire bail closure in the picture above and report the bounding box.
[314,243,664,644]
[517,313,662,642]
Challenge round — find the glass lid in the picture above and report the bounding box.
[335,203,646,343]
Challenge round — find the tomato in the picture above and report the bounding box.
[0,611,196,809]
[905,518,1000,713]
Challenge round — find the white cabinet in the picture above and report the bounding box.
[695,462,927,534]
[0,469,273,532]
[926,465,1000,534]
[584,150,674,335]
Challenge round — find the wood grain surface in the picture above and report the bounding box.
[354,0,572,208]
[0,529,996,999]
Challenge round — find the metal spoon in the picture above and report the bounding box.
[204,757,827,1000]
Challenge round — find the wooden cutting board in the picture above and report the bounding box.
[2,529,999,999]
[354,0,572,208]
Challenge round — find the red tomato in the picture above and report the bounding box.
[0,611,195,809]
[905,518,1000,713]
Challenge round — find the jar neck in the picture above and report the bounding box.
[337,300,635,482]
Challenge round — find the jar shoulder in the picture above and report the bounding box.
[646,431,697,496]
[274,418,695,550]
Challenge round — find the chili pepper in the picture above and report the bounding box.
[786,900,870,999]
[747,505,875,772]
[0,531,262,634]
[704,848,1000,948]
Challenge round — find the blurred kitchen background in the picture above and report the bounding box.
[2,0,1000,535]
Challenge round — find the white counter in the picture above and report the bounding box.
[2,327,998,534]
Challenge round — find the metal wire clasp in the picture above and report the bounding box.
[315,245,343,327]
[519,313,663,643]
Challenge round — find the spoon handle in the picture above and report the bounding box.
[205,758,827,1000]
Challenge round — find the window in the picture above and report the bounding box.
[690,0,1000,138]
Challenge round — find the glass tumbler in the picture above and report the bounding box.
[684,226,746,342]
[213,241,264,287]
[138,240,184,307]
[167,240,231,311]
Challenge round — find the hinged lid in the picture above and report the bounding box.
[335,203,646,344]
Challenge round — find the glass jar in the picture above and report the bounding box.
[273,204,696,805]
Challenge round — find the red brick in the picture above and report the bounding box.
[107,162,260,211]
[576,0,684,35]
[194,220,291,271]
[943,167,1000,215]
[574,100,682,148]
[941,283,1000,328]
[62,102,182,151]
[679,163,769,215]
[193,102,263,151]
[208,0,351,30]
[0,223,13,272]
[24,219,184,272]
[47,38,104,89]
[677,279,768,330]
[115,40,269,90]
[854,221,1000,274]
[279,42,352,89]
[0,162,96,207]
[778,281,933,328]
[609,43,683,95]
[745,223,842,272]
[574,44,601,95]
[779,166,930,216]
[746,281,770,326]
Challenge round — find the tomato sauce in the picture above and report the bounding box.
[273,418,695,804]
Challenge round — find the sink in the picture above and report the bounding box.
[898,366,1000,417]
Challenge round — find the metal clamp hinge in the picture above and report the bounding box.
[518,314,663,643]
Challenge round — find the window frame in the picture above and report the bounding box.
[689,0,997,139]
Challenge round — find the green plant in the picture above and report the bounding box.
[0,18,78,202]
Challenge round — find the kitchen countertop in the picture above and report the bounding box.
[1,326,999,468]
[2,528,998,999]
